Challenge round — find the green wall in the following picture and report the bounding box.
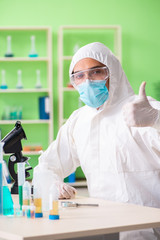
[0,0,160,136]
[0,0,160,178]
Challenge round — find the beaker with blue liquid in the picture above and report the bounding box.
[0,142,14,216]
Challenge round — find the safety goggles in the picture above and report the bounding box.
[70,66,109,87]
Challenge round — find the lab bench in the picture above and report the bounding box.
[0,196,160,240]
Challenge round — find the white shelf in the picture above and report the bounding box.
[60,25,121,30]
[23,151,42,155]
[0,57,49,62]
[4,151,42,156]
[63,87,75,91]
[62,56,72,60]
[0,88,50,93]
[0,120,51,124]
[0,26,51,31]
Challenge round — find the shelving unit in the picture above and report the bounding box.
[0,57,49,62]
[0,88,49,93]
[0,27,53,157]
[58,25,122,128]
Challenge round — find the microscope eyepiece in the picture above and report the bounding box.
[15,121,22,129]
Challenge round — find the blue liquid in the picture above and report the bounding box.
[3,186,14,215]
[27,209,31,218]
[5,53,14,57]
[68,172,76,183]
[0,163,3,215]
[28,54,38,57]
[0,85,8,89]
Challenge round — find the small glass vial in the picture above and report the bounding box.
[22,205,27,217]
[49,183,59,220]
[34,183,43,218]
[26,205,31,218]
[30,205,35,219]
[14,204,23,217]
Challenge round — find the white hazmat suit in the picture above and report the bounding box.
[34,42,160,239]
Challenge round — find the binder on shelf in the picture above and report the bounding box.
[68,172,76,183]
[39,96,50,120]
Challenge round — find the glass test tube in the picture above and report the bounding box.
[34,184,43,218]
[23,181,31,205]
[49,183,59,220]
[17,162,25,210]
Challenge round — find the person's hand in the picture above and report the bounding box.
[123,82,159,127]
[56,181,77,199]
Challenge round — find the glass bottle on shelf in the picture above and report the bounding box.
[35,70,42,88]
[0,70,8,89]
[16,70,23,89]
[5,36,14,57]
[29,36,38,58]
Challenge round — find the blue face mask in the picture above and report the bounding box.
[77,79,109,108]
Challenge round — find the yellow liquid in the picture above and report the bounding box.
[23,199,30,205]
[34,198,42,213]
[49,201,59,215]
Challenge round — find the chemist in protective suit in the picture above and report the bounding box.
[34,42,160,239]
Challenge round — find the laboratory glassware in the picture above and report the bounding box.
[17,162,25,210]
[35,70,42,88]
[23,181,31,205]
[0,142,3,215]
[2,160,11,183]
[14,204,23,217]
[0,70,8,89]
[0,142,13,216]
[34,183,43,218]
[49,183,59,220]
[16,70,23,89]
[2,170,14,216]
[29,36,38,57]
[5,36,14,57]
[30,205,35,219]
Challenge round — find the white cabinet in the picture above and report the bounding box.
[0,27,53,155]
[58,25,121,128]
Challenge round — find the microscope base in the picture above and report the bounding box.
[11,183,18,195]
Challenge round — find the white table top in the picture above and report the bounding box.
[0,196,160,240]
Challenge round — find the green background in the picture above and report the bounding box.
[0,0,160,180]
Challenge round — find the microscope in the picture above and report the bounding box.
[1,121,32,194]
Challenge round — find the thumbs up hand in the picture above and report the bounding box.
[123,82,159,127]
